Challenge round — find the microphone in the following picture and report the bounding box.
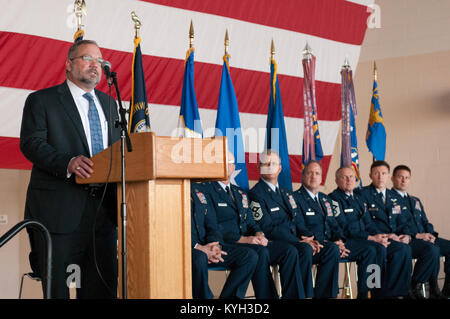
[101,60,112,85]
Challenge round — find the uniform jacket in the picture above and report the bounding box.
[203,182,261,243]
[328,188,380,240]
[191,183,223,249]
[356,185,411,235]
[20,81,120,234]
[248,179,313,242]
[390,189,437,238]
[293,186,344,244]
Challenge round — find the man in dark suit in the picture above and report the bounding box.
[191,183,257,299]
[203,153,304,299]
[356,160,413,298]
[391,165,449,299]
[20,40,121,298]
[329,166,407,299]
[292,160,344,299]
[248,150,317,298]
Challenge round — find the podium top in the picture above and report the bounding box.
[76,132,229,184]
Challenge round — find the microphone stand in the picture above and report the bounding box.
[110,71,132,299]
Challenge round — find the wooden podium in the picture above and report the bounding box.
[76,132,228,298]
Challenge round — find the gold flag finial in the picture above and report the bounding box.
[373,61,378,81]
[270,39,275,60]
[189,20,194,48]
[74,0,87,31]
[131,11,142,38]
[224,29,229,55]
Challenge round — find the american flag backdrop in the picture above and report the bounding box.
[0,0,374,184]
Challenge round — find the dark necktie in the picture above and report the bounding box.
[82,92,104,156]
[226,185,236,203]
[314,196,325,215]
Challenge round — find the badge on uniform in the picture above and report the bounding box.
[344,208,354,213]
[250,201,263,221]
[324,201,333,217]
[414,199,421,211]
[392,205,401,215]
[285,194,296,209]
[218,203,228,207]
[369,204,378,211]
[195,191,207,205]
[270,207,280,212]
[306,209,315,216]
[332,200,341,217]
[241,193,249,208]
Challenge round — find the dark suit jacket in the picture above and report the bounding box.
[248,179,313,242]
[20,81,121,234]
[191,183,223,248]
[328,188,380,240]
[390,189,437,237]
[356,184,411,236]
[293,186,344,243]
[203,182,261,243]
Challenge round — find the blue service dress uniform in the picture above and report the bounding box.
[249,179,315,298]
[292,186,343,299]
[356,185,413,297]
[190,183,258,299]
[392,189,450,284]
[203,181,305,299]
[329,188,390,297]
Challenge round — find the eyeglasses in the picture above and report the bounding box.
[70,55,104,64]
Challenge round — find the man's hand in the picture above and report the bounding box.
[68,155,94,179]
[301,236,323,255]
[368,234,390,248]
[388,233,401,242]
[255,232,269,246]
[398,234,411,244]
[416,233,435,243]
[334,239,350,258]
[195,242,227,264]
[237,235,268,247]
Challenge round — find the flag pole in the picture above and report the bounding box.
[372,60,377,163]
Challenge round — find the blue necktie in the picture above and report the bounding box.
[82,92,104,156]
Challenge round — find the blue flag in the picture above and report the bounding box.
[366,77,386,160]
[178,48,202,137]
[129,37,151,133]
[215,55,249,190]
[266,59,292,190]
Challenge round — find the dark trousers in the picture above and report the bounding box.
[27,193,118,299]
[237,240,304,299]
[288,241,314,298]
[410,238,440,283]
[192,244,257,299]
[374,240,412,298]
[434,237,450,275]
[344,239,380,295]
[312,241,340,298]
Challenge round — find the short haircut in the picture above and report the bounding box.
[393,164,411,176]
[335,165,353,179]
[302,160,322,174]
[258,149,281,165]
[67,39,99,60]
[370,160,390,173]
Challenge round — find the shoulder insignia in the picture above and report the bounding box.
[332,200,341,217]
[250,201,263,221]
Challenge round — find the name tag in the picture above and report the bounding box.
[218,203,228,207]
[306,211,315,216]
[270,207,280,212]
[368,207,378,212]
[344,208,354,213]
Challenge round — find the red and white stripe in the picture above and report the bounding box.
[0,0,373,182]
